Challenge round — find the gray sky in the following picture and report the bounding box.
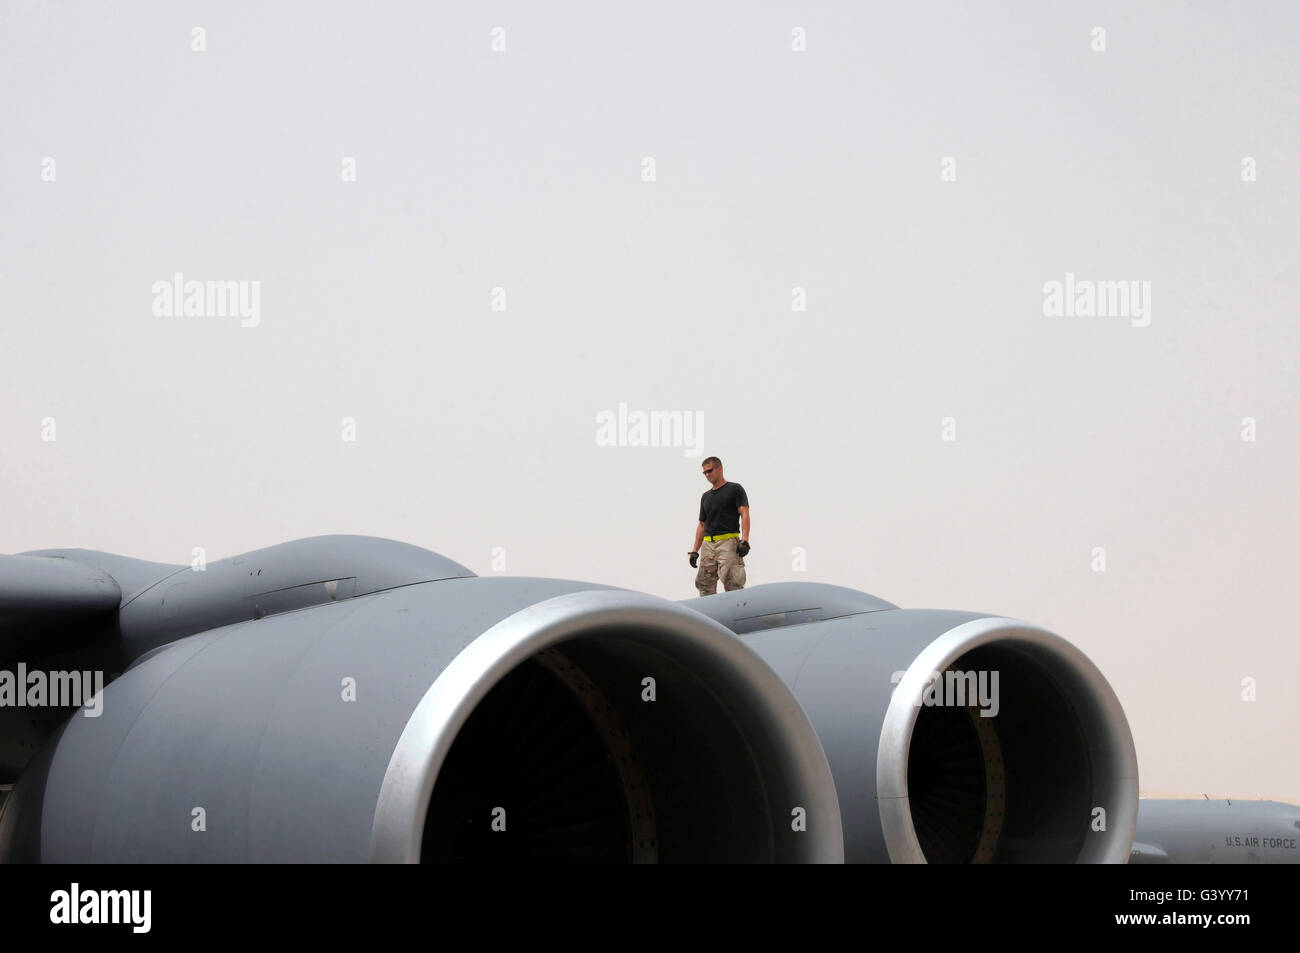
[2,1,1297,800]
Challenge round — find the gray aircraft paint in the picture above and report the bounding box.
[1131,798,1300,864]
[1,536,1161,864]
[0,536,841,863]
[683,582,1139,864]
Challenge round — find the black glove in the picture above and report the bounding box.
[688,551,699,569]
[737,540,750,558]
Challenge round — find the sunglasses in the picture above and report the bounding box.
[702,468,715,475]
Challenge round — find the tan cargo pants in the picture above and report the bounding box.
[695,536,746,596]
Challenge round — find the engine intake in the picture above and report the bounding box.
[683,583,1138,863]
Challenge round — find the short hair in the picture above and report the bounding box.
[701,456,722,469]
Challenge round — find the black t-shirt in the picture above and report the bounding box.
[698,482,749,535]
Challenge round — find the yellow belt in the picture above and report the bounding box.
[703,532,739,542]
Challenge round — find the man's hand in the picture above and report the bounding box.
[737,540,750,558]
[688,551,699,569]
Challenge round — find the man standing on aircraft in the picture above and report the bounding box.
[689,456,750,596]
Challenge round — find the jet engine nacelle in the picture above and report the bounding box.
[0,537,841,863]
[682,583,1138,863]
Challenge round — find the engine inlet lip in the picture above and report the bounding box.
[369,588,844,863]
[876,617,1138,864]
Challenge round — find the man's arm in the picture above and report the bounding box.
[692,521,705,551]
[738,505,750,542]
